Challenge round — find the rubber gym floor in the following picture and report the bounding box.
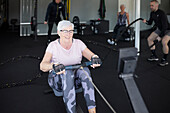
[0,30,170,113]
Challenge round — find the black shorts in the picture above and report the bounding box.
[154,28,170,36]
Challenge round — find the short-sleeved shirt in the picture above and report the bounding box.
[46,38,87,66]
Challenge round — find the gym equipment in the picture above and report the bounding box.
[138,37,161,54]
[113,18,144,42]
[32,0,38,40]
[50,61,116,113]
[72,16,80,34]
[90,19,109,34]
[31,16,36,31]
[10,19,18,32]
[72,16,93,35]
[80,24,94,35]
[48,62,94,94]
[150,39,159,48]
[118,47,149,113]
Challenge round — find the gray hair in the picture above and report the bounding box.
[57,20,74,31]
[120,4,126,8]
[150,0,159,4]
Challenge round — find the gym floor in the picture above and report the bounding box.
[0,31,170,113]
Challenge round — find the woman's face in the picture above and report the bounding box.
[120,5,125,11]
[58,25,74,42]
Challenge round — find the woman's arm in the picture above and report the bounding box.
[117,12,119,20]
[82,48,95,61]
[40,52,53,72]
[82,48,101,68]
[126,13,130,25]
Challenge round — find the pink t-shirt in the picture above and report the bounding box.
[46,39,87,66]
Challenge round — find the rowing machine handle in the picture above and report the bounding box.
[65,61,92,70]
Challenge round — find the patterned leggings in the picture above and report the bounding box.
[49,67,96,113]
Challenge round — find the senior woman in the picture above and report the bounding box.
[40,20,101,113]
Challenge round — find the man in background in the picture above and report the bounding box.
[143,0,170,66]
[44,0,66,43]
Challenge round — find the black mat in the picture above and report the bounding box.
[0,31,170,113]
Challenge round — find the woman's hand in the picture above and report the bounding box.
[91,55,102,68]
[53,64,66,75]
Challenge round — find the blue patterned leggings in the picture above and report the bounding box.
[48,67,96,113]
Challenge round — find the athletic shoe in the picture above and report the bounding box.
[125,38,130,41]
[114,42,117,45]
[107,39,114,45]
[147,55,159,61]
[158,59,169,66]
[111,41,115,44]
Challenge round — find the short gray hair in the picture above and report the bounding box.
[120,4,126,8]
[57,20,74,31]
[150,0,159,4]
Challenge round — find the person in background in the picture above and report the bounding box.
[108,4,130,45]
[44,0,66,44]
[143,0,170,66]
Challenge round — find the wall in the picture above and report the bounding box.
[8,0,170,35]
[70,0,100,22]
[70,0,170,31]
[140,0,151,30]
[70,0,118,31]
[159,0,170,14]
[105,0,118,30]
[37,0,53,34]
